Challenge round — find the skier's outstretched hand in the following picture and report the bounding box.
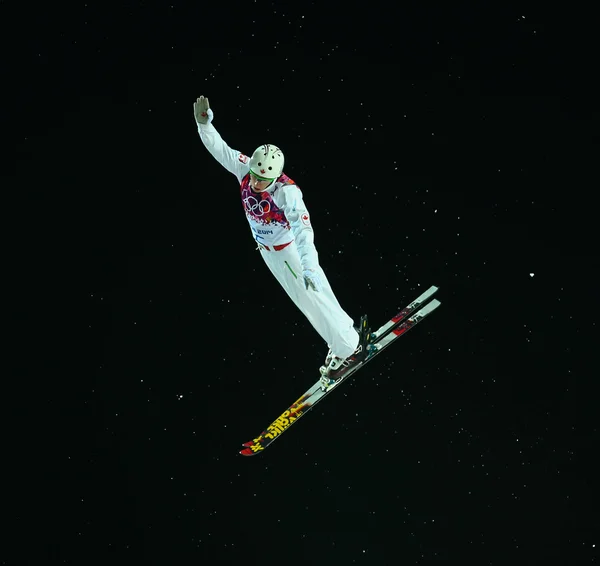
[303,269,323,292]
[194,95,211,124]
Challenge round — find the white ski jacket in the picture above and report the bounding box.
[197,110,319,271]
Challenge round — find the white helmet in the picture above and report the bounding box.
[249,144,284,180]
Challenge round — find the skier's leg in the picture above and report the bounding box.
[258,243,359,359]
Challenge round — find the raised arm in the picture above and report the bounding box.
[194,96,249,183]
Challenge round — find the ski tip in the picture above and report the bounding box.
[239,447,257,456]
[241,440,255,447]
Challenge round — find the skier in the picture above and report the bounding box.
[193,95,370,390]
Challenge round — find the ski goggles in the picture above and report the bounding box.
[250,170,276,182]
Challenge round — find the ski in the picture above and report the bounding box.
[239,285,441,456]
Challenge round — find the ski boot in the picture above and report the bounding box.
[319,315,372,391]
[322,323,363,368]
[324,346,334,368]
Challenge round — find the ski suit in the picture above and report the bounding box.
[196,117,359,360]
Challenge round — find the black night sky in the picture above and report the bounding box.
[4,2,597,565]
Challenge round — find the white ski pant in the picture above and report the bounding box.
[258,241,359,360]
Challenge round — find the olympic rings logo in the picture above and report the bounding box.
[243,194,271,217]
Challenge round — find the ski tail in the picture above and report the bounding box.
[371,285,438,342]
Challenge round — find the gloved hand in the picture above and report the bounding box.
[303,268,323,292]
[194,95,212,125]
